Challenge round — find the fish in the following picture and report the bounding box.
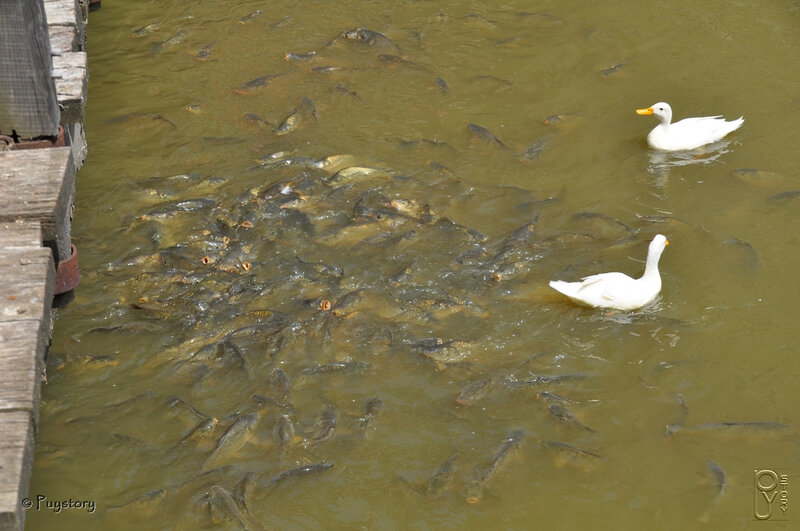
[456,378,492,406]
[730,168,785,186]
[539,440,604,468]
[105,112,177,129]
[547,404,596,433]
[698,460,728,522]
[204,413,259,468]
[300,97,319,121]
[421,453,458,497]
[465,430,524,503]
[768,190,800,202]
[705,460,727,497]
[600,62,626,77]
[311,65,346,73]
[305,405,337,447]
[266,368,291,403]
[331,290,363,317]
[233,472,257,521]
[520,136,551,160]
[275,109,300,135]
[202,485,263,530]
[178,417,219,446]
[342,28,393,47]
[68,354,119,368]
[435,77,449,94]
[722,237,759,270]
[243,112,271,127]
[334,83,364,102]
[295,255,343,280]
[266,462,335,487]
[108,488,168,511]
[467,123,505,147]
[536,391,579,405]
[285,51,317,61]
[400,453,459,498]
[357,397,383,433]
[238,10,261,24]
[299,360,370,375]
[251,394,293,411]
[235,74,283,94]
[665,421,789,437]
[504,373,588,387]
[378,54,419,67]
[133,23,160,37]
[542,113,577,125]
[673,393,690,425]
[196,42,214,59]
[415,339,472,364]
[273,414,296,446]
[154,30,185,51]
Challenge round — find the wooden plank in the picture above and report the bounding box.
[0,320,49,418]
[0,248,54,326]
[52,52,88,124]
[0,411,35,531]
[0,148,75,263]
[0,0,60,139]
[0,221,44,248]
[65,122,88,170]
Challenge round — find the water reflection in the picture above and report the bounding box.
[646,139,733,188]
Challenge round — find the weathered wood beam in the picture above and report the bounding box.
[0,221,54,531]
[0,148,75,263]
[0,0,60,139]
[53,52,88,125]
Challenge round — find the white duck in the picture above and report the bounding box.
[636,102,743,151]
[549,234,669,311]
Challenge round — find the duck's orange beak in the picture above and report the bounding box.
[636,107,654,115]
[665,239,670,245]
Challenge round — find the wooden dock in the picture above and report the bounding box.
[0,1,89,529]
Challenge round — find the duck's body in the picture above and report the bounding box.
[549,235,669,311]
[636,102,743,151]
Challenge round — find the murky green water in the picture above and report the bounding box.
[27,1,799,529]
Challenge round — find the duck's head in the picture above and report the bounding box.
[648,234,670,259]
[636,102,672,125]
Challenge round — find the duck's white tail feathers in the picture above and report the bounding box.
[549,280,577,297]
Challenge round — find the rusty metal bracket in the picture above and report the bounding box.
[54,244,80,295]
[3,124,66,150]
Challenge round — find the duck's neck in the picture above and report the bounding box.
[641,254,661,280]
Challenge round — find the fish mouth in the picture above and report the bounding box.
[636,107,654,116]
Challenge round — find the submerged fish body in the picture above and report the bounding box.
[465,430,524,503]
[357,397,383,433]
[202,485,263,530]
[205,413,259,468]
[342,28,393,47]
[467,123,505,147]
[273,414,296,446]
[456,378,492,406]
[236,74,284,94]
[306,405,338,447]
[547,404,596,433]
[266,462,335,487]
[540,440,604,468]
[665,421,789,437]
